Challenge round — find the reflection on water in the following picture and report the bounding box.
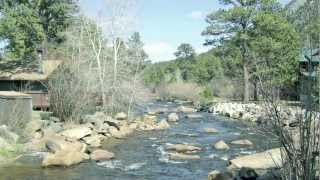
[0,102,275,180]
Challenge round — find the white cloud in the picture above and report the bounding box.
[144,42,175,62]
[188,11,205,20]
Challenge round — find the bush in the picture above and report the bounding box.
[199,86,214,100]
[210,76,243,100]
[156,82,204,102]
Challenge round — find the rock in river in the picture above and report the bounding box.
[156,119,170,129]
[214,140,230,150]
[229,148,282,169]
[185,114,203,119]
[177,106,196,113]
[82,135,102,147]
[168,113,179,122]
[45,137,86,153]
[90,149,114,161]
[60,126,92,140]
[42,150,89,167]
[166,144,201,153]
[231,139,253,146]
[203,128,219,133]
[168,152,200,160]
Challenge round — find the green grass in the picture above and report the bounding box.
[0,144,24,158]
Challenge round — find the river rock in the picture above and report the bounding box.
[82,135,102,147]
[229,148,282,169]
[203,128,219,133]
[24,120,46,136]
[109,124,134,139]
[185,114,203,119]
[42,150,89,167]
[177,106,196,113]
[166,144,201,153]
[148,108,168,115]
[60,126,92,140]
[156,119,170,129]
[208,170,233,180]
[168,113,179,122]
[168,152,200,160]
[214,140,230,150]
[115,112,127,120]
[137,115,158,131]
[0,125,19,143]
[231,139,253,146]
[46,137,86,153]
[90,149,114,161]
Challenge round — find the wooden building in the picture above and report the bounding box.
[0,60,62,110]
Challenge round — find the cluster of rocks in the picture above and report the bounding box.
[211,102,301,125]
[166,144,202,160]
[213,139,254,151]
[25,110,174,167]
[208,148,282,180]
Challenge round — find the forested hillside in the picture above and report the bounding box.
[143,0,319,102]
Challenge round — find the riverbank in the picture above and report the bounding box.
[0,100,282,179]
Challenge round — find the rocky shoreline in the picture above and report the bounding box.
[210,102,302,126]
[0,100,291,179]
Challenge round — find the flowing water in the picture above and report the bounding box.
[0,101,276,180]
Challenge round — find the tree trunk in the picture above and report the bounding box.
[243,62,250,103]
[253,81,258,101]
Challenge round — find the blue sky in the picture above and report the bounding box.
[82,0,290,62]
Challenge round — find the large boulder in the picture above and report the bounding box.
[214,140,230,150]
[229,148,282,169]
[166,144,201,153]
[231,139,253,146]
[60,126,92,140]
[0,125,19,143]
[82,135,102,147]
[108,125,134,139]
[45,137,86,153]
[90,149,114,161]
[42,150,89,167]
[168,113,179,122]
[115,112,127,120]
[177,106,196,113]
[168,152,200,160]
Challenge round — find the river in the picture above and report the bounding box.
[0,101,275,180]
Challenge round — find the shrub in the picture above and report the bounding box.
[199,86,214,100]
[157,82,204,102]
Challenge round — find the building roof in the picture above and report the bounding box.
[0,91,31,99]
[0,60,62,81]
